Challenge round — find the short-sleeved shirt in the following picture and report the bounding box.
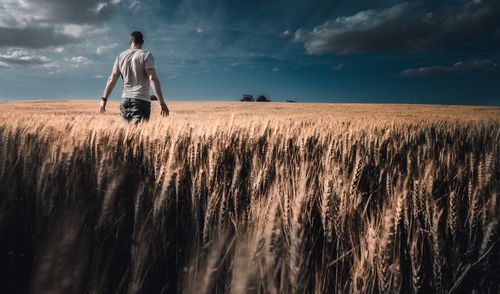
[112,48,155,102]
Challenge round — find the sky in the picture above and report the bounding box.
[0,0,499,105]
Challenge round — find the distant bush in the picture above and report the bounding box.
[240,95,254,102]
[256,95,271,102]
[240,94,270,102]
[286,99,296,103]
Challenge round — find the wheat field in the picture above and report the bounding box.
[0,100,499,293]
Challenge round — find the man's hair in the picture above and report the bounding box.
[130,31,144,45]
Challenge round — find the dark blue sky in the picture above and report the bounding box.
[0,0,499,105]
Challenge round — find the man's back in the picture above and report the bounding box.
[113,48,154,102]
[99,31,168,121]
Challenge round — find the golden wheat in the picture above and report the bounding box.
[0,101,498,293]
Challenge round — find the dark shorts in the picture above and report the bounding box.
[120,98,151,124]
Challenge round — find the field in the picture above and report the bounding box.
[0,100,499,293]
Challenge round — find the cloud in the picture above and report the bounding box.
[332,63,344,71]
[96,42,119,55]
[65,56,93,67]
[60,24,110,39]
[400,59,500,77]
[0,0,117,27]
[0,26,76,48]
[291,1,500,55]
[0,49,58,68]
[0,0,119,48]
[272,67,280,72]
[128,0,142,12]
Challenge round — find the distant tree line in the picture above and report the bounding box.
[240,95,298,102]
[240,95,270,102]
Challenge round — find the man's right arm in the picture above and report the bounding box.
[102,69,120,99]
[99,63,120,113]
[99,56,121,113]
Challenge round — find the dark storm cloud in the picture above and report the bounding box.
[292,0,500,55]
[0,0,119,48]
[155,0,359,36]
[0,27,76,49]
[0,0,116,26]
[400,59,500,77]
[33,0,116,24]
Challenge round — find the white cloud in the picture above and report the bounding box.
[281,30,291,37]
[65,56,93,67]
[128,0,141,12]
[272,67,280,72]
[54,47,65,53]
[0,49,58,69]
[60,24,110,39]
[95,2,109,13]
[196,27,205,34]
[0,49,49,64]
[96,42,119,55]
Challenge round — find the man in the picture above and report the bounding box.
[99,31,169,123]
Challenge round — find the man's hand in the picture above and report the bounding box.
[160,102,169,117]
[99,99,107,113]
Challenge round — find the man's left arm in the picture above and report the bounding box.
[145,53,169,117]
[146,68,169,117]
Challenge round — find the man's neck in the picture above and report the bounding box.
[130,45,142,49]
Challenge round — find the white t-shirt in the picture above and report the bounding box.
[113,48,155,102]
